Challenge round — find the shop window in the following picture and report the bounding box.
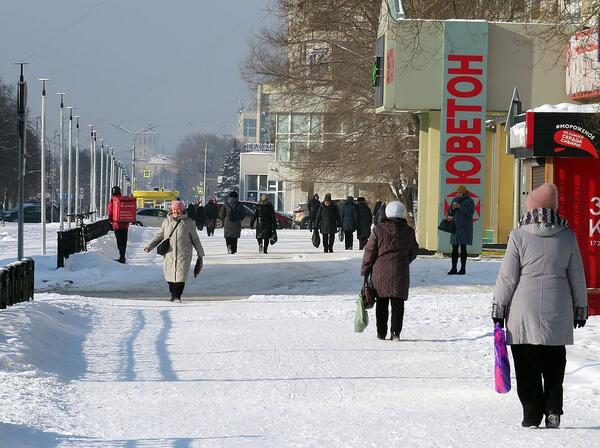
[291,114,310,135]
[277,114,290,134]
[259,175,268,191]
[276,141,289,162]
[246,174,258,191]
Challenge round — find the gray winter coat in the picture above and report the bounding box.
[448,194,474,245]
[147,212,204,283]
[219,198,245,238]
[493,223,588,345]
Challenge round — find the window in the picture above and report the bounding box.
[277,114,290,134]
[243,119,257,137]
[276,141,289,162]
[291,114,310,135]
[246,174,258,191]
[259,175,268,191]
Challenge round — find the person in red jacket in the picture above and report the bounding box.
[106,186,130,263]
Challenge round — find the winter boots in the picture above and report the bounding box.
[458,253,467,275]
[545,414,560,429]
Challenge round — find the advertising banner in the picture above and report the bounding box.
[532,112,600,158]
[554,158,600,314]
[438,21,488,254]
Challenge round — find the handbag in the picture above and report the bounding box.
[438,217,456,234]
[493,323,511,394]
[360,275,378,309]
[270,228,278,245]
[312,229,321,248]
[354,295,369,332]
[156,220,182,256]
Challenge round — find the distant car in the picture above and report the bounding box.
[2,203,59,223]
[132,208,169,227]
[293,202,310,229]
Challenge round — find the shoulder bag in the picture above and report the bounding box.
[156,219,182,256]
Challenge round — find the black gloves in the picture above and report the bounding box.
[574,319,586,329]
[492,318,504,328]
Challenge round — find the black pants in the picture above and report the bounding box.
[376,297,405,338]
[114,229,128,261]
[258,238,270,254]
[451,244,467,270]
[359,238,368,250]
[207,226,215,237]
[344,231,354,250]
[511,344,567,426]
[225,237,238,254]
[309,216,316,231]
[322,233,335,253]
[167,282,185,300]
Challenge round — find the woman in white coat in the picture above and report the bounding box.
[491,183,588,429]
[145,201,204,301]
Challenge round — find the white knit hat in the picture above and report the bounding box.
[385,201,406,219]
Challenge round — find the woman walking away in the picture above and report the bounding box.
[307,193,320,231]
[447,185,475,275]
[218,191,245,254]
[491,183,587,429]
[315,193,340,253]
[106,186,129,264]
[360,202,418,341]
[144,201,204,302]
[251,194,277,254]
[356,197,372,250]
[204,198,218,237]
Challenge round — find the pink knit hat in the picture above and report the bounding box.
[171,200,184,212]
[526,183,559,211]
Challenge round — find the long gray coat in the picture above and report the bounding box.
[147,213,204,283]
[448,194,475,245]
[219,197,245,239]
[493,223,587,345]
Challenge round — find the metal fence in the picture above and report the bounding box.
[0,258,35,309]
[57,219,112,268]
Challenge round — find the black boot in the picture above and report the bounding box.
[448,253,458,275]
[458,253,467,275]
[258,242,263,253]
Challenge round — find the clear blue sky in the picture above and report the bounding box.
[0,0,270,160]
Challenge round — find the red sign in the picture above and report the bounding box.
[554,129,599,157]
[555,158,600,314]
[385,48,395,85]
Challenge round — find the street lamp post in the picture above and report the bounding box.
[111,123,158,195]
[88,125,94,215]
[203,139,208,205]
[105,146,111,212]
[67,106,75,228]
[57,92,67,231]
[39,78,49,254]
[74,116,80,216]
[99,139,104,217]
[16,63,28,260]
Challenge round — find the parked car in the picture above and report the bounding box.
[293,202,309,229]
[214,201,294,230]
[132,208,168,227]
[2,203,59,223]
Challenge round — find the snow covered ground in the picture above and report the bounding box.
[0,222,599,447]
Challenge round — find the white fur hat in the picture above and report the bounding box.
[385,201,406,219]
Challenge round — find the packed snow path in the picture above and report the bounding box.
[0,224,599,447]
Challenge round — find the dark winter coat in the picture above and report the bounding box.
[448,193,475,246]
[356,202,373,240]
[308,197,321,218]
[186,203,196,220]
[251,200,276,240]
[340,199,358,232]
[219,197,245,238]
[194,205,205,229]
[373,201,382,220]
[360,219,419,299]
[375,203,387,225]
[315,203,340,235]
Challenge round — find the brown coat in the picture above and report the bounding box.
[360,219,419,299]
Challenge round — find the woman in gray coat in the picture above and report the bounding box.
[491,183,587,429]
[218,191,245,254]
[144,201,205,302]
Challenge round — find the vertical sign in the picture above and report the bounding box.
[438,21,488,254]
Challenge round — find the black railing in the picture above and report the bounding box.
[0,258,35,309]
[57,218,112,268]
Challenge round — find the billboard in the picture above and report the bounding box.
[438,21,488,254]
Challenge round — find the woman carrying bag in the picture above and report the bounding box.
[360,202,418,341]
[250,194,277,254]
[144,201,205,302]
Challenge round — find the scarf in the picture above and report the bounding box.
[518,207,568,229]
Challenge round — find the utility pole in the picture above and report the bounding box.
[203,139,208,205]
[99,139,104,217]
[74,116,80,216]
[39,78,49,255]
[67,107,75,228]
[57,92,67,230]
[16,63,28,260]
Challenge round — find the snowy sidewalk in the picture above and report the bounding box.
[0,226,599,447]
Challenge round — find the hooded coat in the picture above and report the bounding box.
[340,199,358,232]
[219,197,245,238]
[448,193,475,245]
[493,217,587,345]
[251,199,277,240]
[315,202,340,235]
[356,201,373,240]
[360,219,419,299]
[147,212,204,283]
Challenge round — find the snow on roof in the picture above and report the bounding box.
[529,103,600,113]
